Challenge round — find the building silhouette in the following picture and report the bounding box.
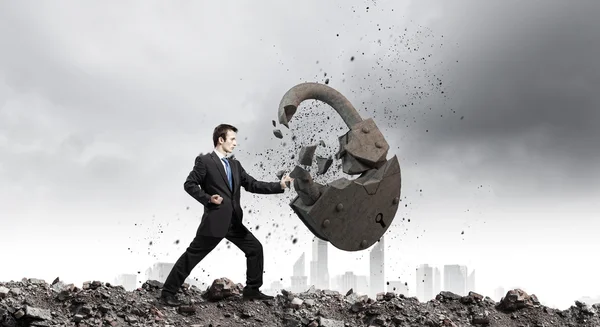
[467,269,476,294]
[310,237,329,290]
[145,262,174,283]
[331,272,357,294]
[341,272,357,293]
[433,267,441,296]
[113,274,137,291]
[416,264,434,301]
[145,262,198,287]
[264,280,284,296]
[387,280,409,296]
[443,264,468,296]
[494,286,506,302]
[369,237,385,297]
[290,253,308,293]
[356,275,369,295]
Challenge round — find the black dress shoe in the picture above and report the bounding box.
[160,293,182,306]
[243,289,274,300]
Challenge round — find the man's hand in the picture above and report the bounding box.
[210,194,223,204]
[280,174,294,189]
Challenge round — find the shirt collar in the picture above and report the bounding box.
[214,148,227,160]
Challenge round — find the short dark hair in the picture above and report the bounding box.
[213,124,238,147]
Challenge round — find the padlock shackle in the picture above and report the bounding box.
[278,82,363,128]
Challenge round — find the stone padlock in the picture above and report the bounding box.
[277,82,402,251]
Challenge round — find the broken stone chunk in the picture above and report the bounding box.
[298,145,317,166]
[99,304,111,313]
[28,278,45,285]
[289,166,321,206]
[290,297,303,309]
[125,315,138,323]
[436,291,462,301]
[25,306,52,321]
[14,309,25,319]
[316,156,333,175]
[178,305,196,314]
[0,286,8,298]
[384,292,395,301]
[496,289,537,312]
[471,308,490,325]
[89,281,102,290]
[319,317,345,327]
[351,302,365,312]
[273,129,283,139]
[276,170,286,180]
[205,277,242,301]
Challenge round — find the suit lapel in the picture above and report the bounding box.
[230,159,238,194]
[211,152,232,193]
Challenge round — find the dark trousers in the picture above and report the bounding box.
[161,224,264,296]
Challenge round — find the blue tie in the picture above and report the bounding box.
[222,158,232,190]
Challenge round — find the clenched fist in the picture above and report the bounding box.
[280,174,294,189]
[210,194,223,204]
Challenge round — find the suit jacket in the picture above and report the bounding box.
[184,151,284,237]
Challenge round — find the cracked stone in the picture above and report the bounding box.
[298,145,317,166]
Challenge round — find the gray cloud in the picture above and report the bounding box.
[324,0,600,198]
[2,0,598,207]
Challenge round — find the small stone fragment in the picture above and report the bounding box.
[319,317,345,327]
[298,145,317,166]
[0,286,9,298]
[24,306,52,321]
[73,314,84,323]
[178,305,196,314]
[14,310,25,319]
[290,297,303,309]
[276,170,286,179]
[316,156,333,175]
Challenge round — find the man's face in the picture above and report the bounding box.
[220,130,237,154]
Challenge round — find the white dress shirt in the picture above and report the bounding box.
[214,148,230,175]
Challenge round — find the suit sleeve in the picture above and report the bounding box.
[239,162,285,194]
[184,155,212,206]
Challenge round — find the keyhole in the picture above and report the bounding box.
[376,213,386,228]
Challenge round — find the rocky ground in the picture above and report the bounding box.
[1,277,599,327]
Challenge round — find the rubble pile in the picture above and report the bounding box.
[1,277,599,327]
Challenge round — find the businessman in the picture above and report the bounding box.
[160,124,294,306]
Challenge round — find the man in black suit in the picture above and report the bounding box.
[160,124,294,306]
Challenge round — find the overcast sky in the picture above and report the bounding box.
[1,0,599,309]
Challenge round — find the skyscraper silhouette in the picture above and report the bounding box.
[291,252,308,293]
[443,264,468,296]
[310,237,329,290]
[369,236,385,297]
[416,264,434,301]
